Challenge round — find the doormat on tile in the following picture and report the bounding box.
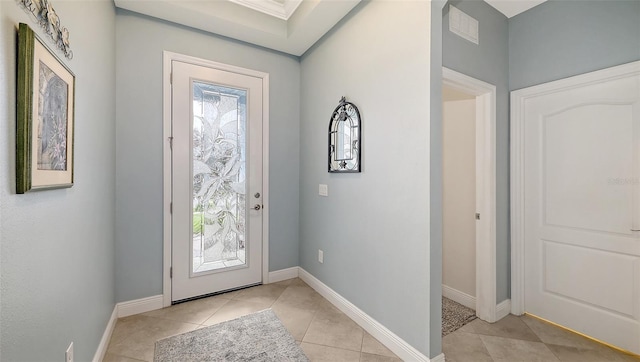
[154,309,309,362]
[442,297,476,336]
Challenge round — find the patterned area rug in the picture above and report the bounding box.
[154,309,309,361]
[442,297,477,336]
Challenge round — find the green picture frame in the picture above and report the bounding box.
[16,23,75,194]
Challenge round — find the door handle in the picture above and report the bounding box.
[631,229,640,232]
[253,204,262,211]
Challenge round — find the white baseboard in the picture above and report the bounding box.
[117,295,164,318]
[430,353,446,362]
[496,299,511,321]
[298,268,432,362]
[93,295,165,360]
[442,285,476,310]
[268,267,299,283]
[92,306,117,362]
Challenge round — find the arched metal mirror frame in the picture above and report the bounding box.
[328,96,361,173]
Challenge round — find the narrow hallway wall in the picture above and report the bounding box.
[442,0,509,302]
[0,1,117,360]
[300,0,433,355]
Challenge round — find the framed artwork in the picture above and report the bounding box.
[16,23,75,194]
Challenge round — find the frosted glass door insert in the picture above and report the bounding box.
[192,82,247,274]
[171,59,263,302]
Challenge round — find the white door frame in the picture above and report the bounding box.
[442,67,498,322]
[162,51,270,307]
[510,60,640,316]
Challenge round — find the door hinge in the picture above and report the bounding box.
[170,72,173,85]
[170,267,173,278]
[170,202,173,214]
[476,213,481,220]
[168,136,173,150]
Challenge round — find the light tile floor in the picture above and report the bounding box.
[443,314,640,362]
[103,278,401,362]
[104,277,640,362]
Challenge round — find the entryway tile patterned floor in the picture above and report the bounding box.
[443,314,640,362]
[103,278,401,361]
[103,277,640,361]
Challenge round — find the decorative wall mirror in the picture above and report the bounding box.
[329,97,361,173]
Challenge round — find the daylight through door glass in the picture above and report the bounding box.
[191,81,247,274]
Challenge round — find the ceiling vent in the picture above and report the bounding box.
[449,5,479,45]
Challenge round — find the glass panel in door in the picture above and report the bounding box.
[171,59,263,302]
[192,82,247,275]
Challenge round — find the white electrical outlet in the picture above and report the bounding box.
[318,184,328,197]
[318,249,324,263]
[66,342,74,362]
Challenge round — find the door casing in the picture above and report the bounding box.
[442,67,499,323]
[162,51,270,307]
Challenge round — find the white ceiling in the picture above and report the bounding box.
[228,0,302,20]
[114,0,361,56]
[483,0,547,18]
[114,0,547,57]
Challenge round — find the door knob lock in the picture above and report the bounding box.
[253,204,262,211]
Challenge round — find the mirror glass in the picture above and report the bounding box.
[335,119,352,161]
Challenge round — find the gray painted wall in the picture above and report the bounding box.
[0,1,116,360]
[509,0,640,90]
[442,0,510,303]
[430,1,445,357]
[115,10,301,302]
[300,0,432,355]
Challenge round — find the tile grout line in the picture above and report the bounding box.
[543,341,564,362]
[519,315,545,343]
[359,330,365,362]
[299,297,318,344]
[271,279,315,346]
[300,341,363,354]
[476,334,497,362]
[458,317,545,343]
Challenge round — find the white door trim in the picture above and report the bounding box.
[442,67,498,322]
[510,60,640,316]
[162,51,270,307]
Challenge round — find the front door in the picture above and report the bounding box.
[521,63,640,353]
[171,59,265,302]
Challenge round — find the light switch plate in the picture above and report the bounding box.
[319,184,328,196]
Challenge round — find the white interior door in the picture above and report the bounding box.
[521,64,640,353]
[171,60,264,302]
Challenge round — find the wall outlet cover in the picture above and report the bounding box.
[66,342,74,362]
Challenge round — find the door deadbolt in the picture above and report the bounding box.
[254,192,261,198]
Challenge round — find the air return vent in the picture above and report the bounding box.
[449,5,479,45]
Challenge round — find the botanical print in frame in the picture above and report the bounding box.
[17,23,74,193]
